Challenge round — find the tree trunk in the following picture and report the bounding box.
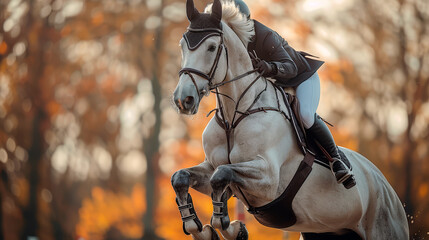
[23,111,44,239]
[21,3,49,238]
[141,0,165,239]
[0,168,4,240]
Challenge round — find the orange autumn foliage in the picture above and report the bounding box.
[294,21,312,40]
[319,60,354,85]
[92,12,105,26]
[330,127,359,151]
[0,41,7,55]
[76,184,145,240]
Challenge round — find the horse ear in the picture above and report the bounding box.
[186,0,200,22]
[211,0,222,23]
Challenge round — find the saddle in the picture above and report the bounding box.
[247,86,353,229]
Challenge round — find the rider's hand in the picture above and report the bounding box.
[255,60,274,76]
[249,51,276,77]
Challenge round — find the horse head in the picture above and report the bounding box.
[173,0,227,115]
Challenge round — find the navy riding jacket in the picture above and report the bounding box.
[247,20,324,87]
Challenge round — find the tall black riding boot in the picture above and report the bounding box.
[307,114,353,185]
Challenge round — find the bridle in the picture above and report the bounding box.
[177,24,274,124]
[178,27,260,99]
[178,27,227,97]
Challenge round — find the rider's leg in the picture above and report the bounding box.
[295,72,320,129]
[296,72,353,184]
[307,115,353,183]
[171,161,220,239]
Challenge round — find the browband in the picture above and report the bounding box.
[184,32,222,50]
[187,27,223,34]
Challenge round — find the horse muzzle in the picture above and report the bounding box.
[173,88,200,115]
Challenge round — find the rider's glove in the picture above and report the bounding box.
[249,51,277,77]
[255,60,277,77]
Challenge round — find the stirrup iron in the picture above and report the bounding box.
[329,159,352,184]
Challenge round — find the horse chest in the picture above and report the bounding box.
[203,120,250,168]
[203,129,230,168]
[203,129,268,171]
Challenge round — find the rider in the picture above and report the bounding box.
[233,0,355,187]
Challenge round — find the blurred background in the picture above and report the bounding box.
[0,0,428,239]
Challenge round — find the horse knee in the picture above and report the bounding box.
[210,165,233,191]
[171,169,191,193]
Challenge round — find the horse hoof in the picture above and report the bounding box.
[205,225,221,240]
[236,222,248,240]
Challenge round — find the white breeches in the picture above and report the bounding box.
[296,72,320,129]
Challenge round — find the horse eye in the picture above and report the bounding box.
[208,45,216,52]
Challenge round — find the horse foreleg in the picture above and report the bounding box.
[171,161,220,240]
[210,165,249,240]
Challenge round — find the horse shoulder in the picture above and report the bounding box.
[234,112,290,149]
[228,112,293,170]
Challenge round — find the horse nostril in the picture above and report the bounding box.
[183,96,194,109]
[174,98,183,110]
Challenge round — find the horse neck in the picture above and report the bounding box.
[216,31,265,123]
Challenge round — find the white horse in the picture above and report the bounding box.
[171,0,409,239]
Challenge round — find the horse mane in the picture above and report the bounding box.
[204,1,255,47]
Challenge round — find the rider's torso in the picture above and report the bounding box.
[248,20,324,87]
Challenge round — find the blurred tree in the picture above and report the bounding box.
[300,0,429,236]
[22,2,53,239]
[0,0,56,239]
[139,0,164,238]
[244,0,428,238]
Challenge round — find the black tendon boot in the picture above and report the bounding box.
[307,115,355,187]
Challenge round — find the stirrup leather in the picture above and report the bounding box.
[176,194,203,235]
